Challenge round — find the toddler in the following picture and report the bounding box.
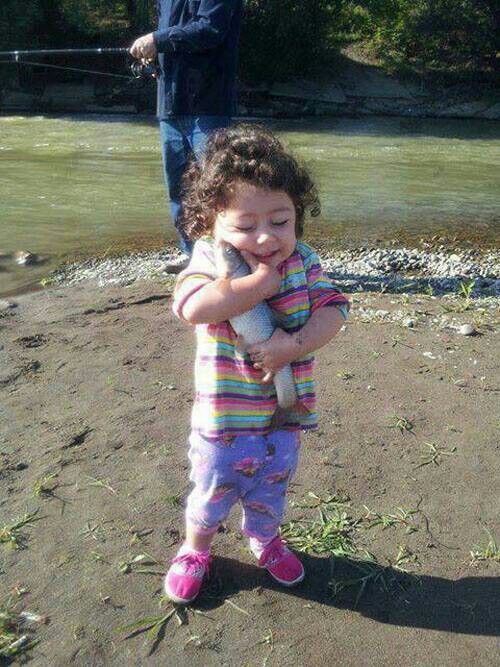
[165,124,350,604]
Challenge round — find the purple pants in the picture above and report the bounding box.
[186,430,301,540]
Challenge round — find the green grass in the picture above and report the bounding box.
[0,511,41,549]
[470,529,500,564]
[0,596,44,660]
[388,413,414,434]
[363,506,418,533]
[32,473,58,498]
[160,493,182,508]
[415,442,457,468]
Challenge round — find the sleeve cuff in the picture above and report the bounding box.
[153,29,174,53]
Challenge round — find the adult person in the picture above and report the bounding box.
[130,0,244,271]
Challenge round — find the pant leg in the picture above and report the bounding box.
[159,117,193,255]
[240,430,301,540]
[190,115,231,161]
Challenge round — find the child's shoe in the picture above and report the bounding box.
[258,536,304,586]
[164,548,211,604]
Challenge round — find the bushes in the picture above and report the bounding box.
[0,0,496,85]
[352,0,497,75]
[240,0,343,83]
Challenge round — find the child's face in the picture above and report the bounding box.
[214,182,297,268]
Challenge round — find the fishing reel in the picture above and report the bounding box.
[129,59,160,79]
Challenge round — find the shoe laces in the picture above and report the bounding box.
[172,551,210,577]
[260,537,288,567]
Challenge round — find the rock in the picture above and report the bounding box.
[477,102,500,120]
[437,101,490,118]
[14,251,38,265]
[270,78,346,104]
[458,324,476,336]
[0,299,16,312]
[403,318,415,328]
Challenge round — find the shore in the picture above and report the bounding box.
[1,254,499,663]
[45,240,500,297]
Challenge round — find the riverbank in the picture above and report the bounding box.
[1,277,498,664]
[43,242,500,298]
[2,51,498,121]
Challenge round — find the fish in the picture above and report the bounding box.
[213,241,299,416]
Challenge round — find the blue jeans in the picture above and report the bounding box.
[159,115,231,255]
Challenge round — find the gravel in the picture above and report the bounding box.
[48,244,500,297]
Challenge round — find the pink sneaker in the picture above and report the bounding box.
[258,536,304,586]
[164,549,211,604]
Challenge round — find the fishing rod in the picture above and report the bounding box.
[0,47,158,79]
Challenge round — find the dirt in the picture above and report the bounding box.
[1,281,499,666]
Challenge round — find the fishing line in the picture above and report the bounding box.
[0,60,131,79]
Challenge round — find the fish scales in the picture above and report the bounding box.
[214,242,298,410]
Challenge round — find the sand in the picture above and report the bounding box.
[1,280,499,665]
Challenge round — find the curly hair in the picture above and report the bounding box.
[179,124,320,240]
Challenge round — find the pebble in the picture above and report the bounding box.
[14,250,38,265]
[458,324,476,336]
[45,244,500,298]
[403,318,415,328]
[0,299,16,312]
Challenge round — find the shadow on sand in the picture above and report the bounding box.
[194,554,499,637]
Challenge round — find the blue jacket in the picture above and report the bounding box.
[153,0,243,118]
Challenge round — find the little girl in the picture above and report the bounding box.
[165,124,350,604]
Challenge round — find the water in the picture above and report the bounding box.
[0,114,499,295]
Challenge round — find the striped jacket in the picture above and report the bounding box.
[172,238,350,440]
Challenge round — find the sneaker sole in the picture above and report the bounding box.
[267,567,305,586]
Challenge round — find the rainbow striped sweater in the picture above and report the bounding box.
[173,238,350,440]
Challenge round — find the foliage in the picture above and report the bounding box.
[343,1,497,75]
[240,0,344,83]
[0,0,496,85]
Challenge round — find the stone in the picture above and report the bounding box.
[270,78,346,104]
[458,324,476,336]
[14,251,38,265]
[0,299,16,312]
[476,102,500,120]
[437,101,490,118]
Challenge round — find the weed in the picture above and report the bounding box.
[90,551,109,565]
[415,442,457,468]
[0,596,44,660]
[393,545,418,571]
[336,370,354,380]
[154,380,177,391]
[161,493,182,508]
[118,553,163,575]
[39,276,55,288]
[86,476,116,494]
[0,511,41,549]
[282,503,359,556]
[32,473,58,498]
[458,279,475,300]
[470,529,500,564]
[363,506,418,533]
[424,283,434,297]
[79,520,107,543]
[388,413,414,434]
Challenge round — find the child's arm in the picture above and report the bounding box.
[182,264,280,324]
[248,306,345,381]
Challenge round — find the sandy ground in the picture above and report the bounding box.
[1,280,499,666]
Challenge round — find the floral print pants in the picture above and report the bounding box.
[185,430,301,540]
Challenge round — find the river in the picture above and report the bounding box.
[0,113,498,295]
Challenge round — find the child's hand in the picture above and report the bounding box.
[240,250,282,299]
[247,328,298,383]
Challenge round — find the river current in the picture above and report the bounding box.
[0,114,498,295]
